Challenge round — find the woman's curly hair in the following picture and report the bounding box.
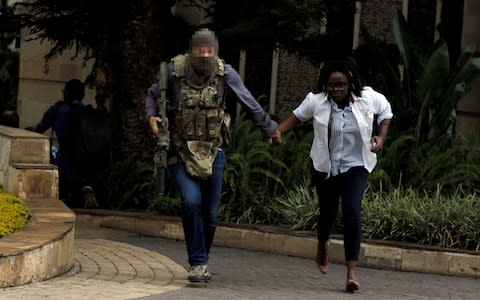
[317,57,364,97]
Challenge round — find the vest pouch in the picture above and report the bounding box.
[200,85,218,108]
[195,109,207,138]
[178,140,218,179]
[181,85,198,107]
[179,109,196,139]
[207,109,222,138]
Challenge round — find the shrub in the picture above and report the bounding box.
[274,179,480,251]
[357,10,480,141]
[220,113,313,224]
[0,189,31,238]
[274,177,319,230]
[363,185,480,251]
[221,114,286,224]
[103,159,180,214]
[374,134,480,195]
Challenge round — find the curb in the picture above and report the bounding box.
[74,209,480,278]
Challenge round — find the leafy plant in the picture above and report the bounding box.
[414,44,480,140]
[221,114,287,224]
[0,189,31,238]
[357,9,480,141]
[103,160,153,209]
[373,134,480,195]
[363,185,480,250]
[103,159,178,211]
[147,193,181,216]
[275,177,318,230]
[406,136,480,193]
[220,113,314,225]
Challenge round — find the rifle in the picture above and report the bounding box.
[154,61,170,195]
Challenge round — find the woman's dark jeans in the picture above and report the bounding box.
[313,166,369,261]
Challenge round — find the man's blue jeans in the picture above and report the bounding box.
[169,150,225,267]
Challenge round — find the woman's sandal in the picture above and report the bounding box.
[316,242,329,274]
[346,279,360,292]
[317,263,329,274]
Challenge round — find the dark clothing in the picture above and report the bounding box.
[38,101,83,199]
[313,166,369,261]
[37,100,102,203]
[39,100,83,146]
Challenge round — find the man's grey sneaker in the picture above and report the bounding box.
[187,264,211,282]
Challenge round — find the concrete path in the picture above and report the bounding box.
[0,218,478,300]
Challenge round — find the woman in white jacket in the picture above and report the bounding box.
[273,58,393,292]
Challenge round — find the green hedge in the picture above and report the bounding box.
[0,189,31,238]
[275,182,480,251]
[363,186,480,251]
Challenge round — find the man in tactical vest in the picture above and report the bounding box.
[145,29,278,283]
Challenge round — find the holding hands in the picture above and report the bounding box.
[270,128,283,144]
[269,113,301,145]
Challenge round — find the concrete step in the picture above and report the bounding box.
[0,125,50,165]
[4,164,58,200]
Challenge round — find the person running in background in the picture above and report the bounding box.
[28,79,100,208]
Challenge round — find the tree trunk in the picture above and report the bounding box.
[407,0,437,54]
[439,0,464,66]
[110,1,177,162]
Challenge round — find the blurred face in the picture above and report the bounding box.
[191,45,216,58]
[326,71,349,102]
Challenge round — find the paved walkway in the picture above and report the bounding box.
[0,219,478,300]
[0,237,187,299]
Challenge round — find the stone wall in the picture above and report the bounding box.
[361,0,403,43]
[275,51,319,119]
[0,125,58,200]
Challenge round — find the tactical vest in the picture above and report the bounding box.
[169,54,230,178]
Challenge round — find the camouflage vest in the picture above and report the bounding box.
[170,54,230,178]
